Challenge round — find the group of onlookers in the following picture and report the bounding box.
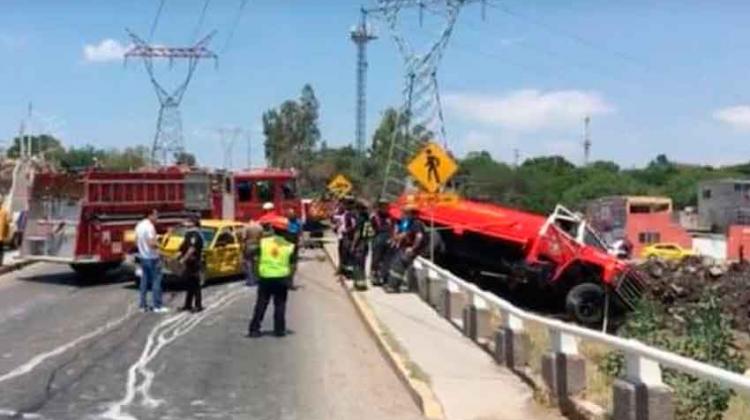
[333,196,425,292]
[134,203,300,337]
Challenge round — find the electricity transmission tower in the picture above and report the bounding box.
[368,0,485,199]
[125,30,218,165]
[216,126,243,169]
[351,8,378,155]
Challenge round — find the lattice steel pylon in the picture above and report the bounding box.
[125,29,218,165]
[368,0,484,199]
[351,8,377,155]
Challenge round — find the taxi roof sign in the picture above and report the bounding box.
[407,142,458,193]
[327,174,353,197]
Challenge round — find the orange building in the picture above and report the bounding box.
[586,196,692,256]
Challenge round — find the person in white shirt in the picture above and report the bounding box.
[135,209,168,313]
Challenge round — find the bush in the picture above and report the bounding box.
[600,294,745,419]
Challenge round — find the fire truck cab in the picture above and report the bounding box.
[214,169,301,222]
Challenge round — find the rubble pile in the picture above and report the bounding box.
[639,257,750,332]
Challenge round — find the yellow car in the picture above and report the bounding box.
[159,219,247,280]
[641,243,694,261]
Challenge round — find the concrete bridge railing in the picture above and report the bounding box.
[411,257,750,420]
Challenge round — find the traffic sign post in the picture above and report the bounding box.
[406,142,460,262]
[407,142,458,194]
[327,174,353,198]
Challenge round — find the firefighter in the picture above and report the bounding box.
[248,222,296,338]
[178,215,205,313]
[350,199,373,290]
[369,198,393,286]
[387,202,425,293]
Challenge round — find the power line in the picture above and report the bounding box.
[221,0,251,53]
[484,1,646,69]
[192,0,212,43]
[148,0,166,42]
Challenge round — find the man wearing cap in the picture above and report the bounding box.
[387,203,425,292]
[248,222,296,337]
[178,215,205,312]
[369,199,392,286]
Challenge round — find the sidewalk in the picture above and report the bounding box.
[324,242,564,420]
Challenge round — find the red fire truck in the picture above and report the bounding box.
[211,168,301,222]
[21,168,212,276]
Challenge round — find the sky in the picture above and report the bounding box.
[2,0,750,169]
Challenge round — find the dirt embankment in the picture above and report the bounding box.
[639,257,750,332]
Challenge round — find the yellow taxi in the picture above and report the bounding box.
[159,219,247,280]
[641,243,694,261]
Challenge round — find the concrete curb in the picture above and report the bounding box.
[321,246,445,420]
[0,259,34,277]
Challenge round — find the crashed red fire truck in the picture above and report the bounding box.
[394,197,646,325]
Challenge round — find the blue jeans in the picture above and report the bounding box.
[139,257,163,309]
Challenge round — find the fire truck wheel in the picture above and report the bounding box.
[565,283,605,326]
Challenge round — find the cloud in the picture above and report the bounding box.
[713,105,750,130]
[83,39,129,63]
[444,89,614,131]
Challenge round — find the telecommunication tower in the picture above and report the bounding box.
[351,8,378,155]
[125,30,217,165]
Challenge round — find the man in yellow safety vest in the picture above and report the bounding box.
[248,224,296,338]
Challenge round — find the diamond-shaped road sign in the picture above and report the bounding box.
[327,174,353,197]
[407,142,458,193]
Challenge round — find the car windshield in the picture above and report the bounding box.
[169,226,217,244]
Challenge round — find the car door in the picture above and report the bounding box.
[224,226,243,275]
[213,228,241,276]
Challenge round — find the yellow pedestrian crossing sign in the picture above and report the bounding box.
[407,142,458,193]
[327,174,353,197]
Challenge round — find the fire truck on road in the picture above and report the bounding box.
[20,167,300,276]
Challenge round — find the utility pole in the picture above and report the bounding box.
[351,8,377,155]
[513,148,520,168]
[125,30,218,166]
[583,115,591,166]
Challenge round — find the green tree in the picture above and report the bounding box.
[263,84,321,191]
[6,134,64,159]
[174,151,197,167]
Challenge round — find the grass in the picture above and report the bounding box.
[579,340,615,412]
[525,321,551,375]
[725,394,750,419]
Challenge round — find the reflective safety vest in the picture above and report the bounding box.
[258,236,295,279]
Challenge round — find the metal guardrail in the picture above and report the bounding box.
[412,256,750,395]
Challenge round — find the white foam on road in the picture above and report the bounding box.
[100,284,246,420]
[0,304,138,384]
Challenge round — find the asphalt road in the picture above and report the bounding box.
[0,251,422,420]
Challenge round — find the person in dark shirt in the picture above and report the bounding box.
[369,199,393,286]
[350,199,374,290]
[178,215,205,313]
[387,203,425,292]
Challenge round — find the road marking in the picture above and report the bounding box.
[101,284,246,420]
[0,304,139,384]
